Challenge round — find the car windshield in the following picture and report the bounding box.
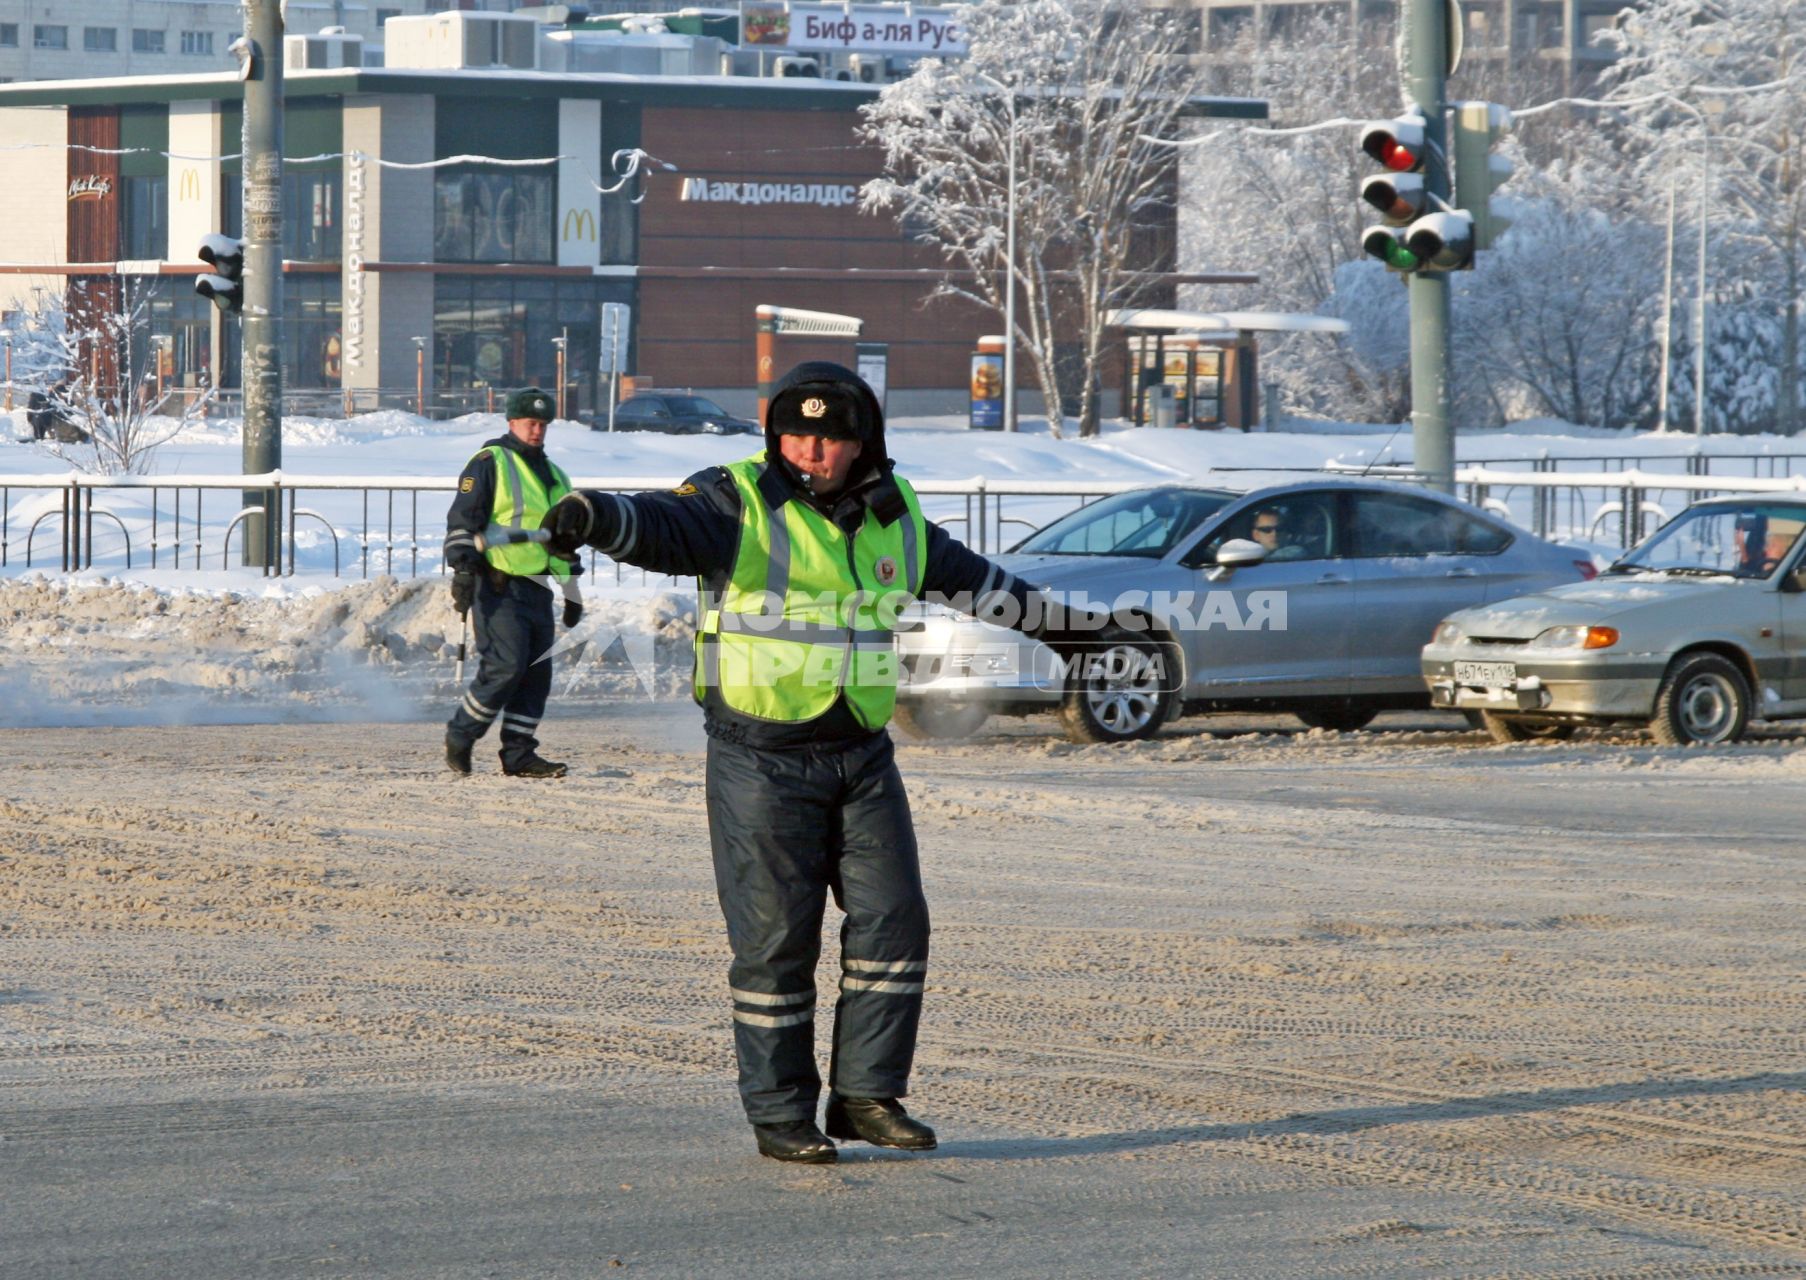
[1612,502,1806,579]
[1014,488,1234,558]
[664,397,728,417]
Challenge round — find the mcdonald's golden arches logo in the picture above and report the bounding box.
[561,207,596,243]
[178,168,201,202]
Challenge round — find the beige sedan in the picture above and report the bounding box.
[1423,497,1806,745]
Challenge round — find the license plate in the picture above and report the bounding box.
[1454,660,1517,688]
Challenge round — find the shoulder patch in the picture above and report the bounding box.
[672,482,699,497]
[459,476,475,493]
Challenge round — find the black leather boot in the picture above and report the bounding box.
[753,1119,838,1164]
[502,754,568,778]
[445,733,473,775]
[824,1096,937,1150]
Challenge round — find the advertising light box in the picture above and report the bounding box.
[740,2,966,56]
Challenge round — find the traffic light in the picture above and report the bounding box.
[194,233,245,314]
[1358,108,1478,272]
[1453,101,1514,251]
[1402,210,1475,271]
[1359,112,1430,272]
[1360,112,1425,173]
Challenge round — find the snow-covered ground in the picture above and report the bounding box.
[6,409,1806,726]
[6,714,1806,1275]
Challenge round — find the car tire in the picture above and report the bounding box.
[1649,652,1750,746]
[1461,710,1488,730]
[1294,704,1379,733]
[1057,630,1177,745]
[891,700,990,742]
[1479,712,1578,744]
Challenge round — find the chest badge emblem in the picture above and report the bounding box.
[875,555,899,586]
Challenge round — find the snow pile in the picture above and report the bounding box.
[0,575,698,727]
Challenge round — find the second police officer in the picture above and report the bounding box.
[442,387,583,779]
[542,361,1078,1163]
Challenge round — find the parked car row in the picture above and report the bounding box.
[894,480,1806,748]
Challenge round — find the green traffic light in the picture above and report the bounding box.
[1362,226,1420,272]
[1383,242,1420,271]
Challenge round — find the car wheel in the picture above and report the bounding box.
[1479,712,1578,744]
[1295,704,1379,733]
[1057,631,1176,744]
[1461,710,1487,730]
[891,700,990,742]
[1649,652,1750,745]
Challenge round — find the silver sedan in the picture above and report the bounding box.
[1423,496,1806,745]
[895,479,1592,743]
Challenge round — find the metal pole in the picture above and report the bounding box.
[241,0,284,569]
[1657,173,1675,430]
[1003,92,1018,434]
[1405,0,1454,492]
[3,337,11,412]
[1694,134,1708,436]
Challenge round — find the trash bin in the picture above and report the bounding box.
[1149,382,1177,430]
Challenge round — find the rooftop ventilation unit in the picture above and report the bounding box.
[283,29,364,71]
[383,12,540,71]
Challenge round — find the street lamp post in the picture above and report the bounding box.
[976,72,1019,433]
[2,329,12,413]
[412,335,426,417]
[552,332,568,421]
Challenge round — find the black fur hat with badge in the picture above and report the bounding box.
[764,362,882,449]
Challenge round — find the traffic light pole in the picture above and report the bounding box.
[1404,0,1454,492]
[241,0,284,569]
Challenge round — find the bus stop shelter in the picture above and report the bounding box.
[1106,309,1349,430]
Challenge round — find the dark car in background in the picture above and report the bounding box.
[594,393,759,435]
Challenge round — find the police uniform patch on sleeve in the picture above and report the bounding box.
[459,476,475,493]
[672,482,699,496]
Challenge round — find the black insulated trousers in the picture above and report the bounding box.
[445,574,555,771]
[705,731,930,1125]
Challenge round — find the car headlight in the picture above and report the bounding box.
[701,421,728,434]
[1528,624,1619,650]
[1433,621,1464,646]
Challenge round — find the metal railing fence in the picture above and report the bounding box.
[5,461,1806,580]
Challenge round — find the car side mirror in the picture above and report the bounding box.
[1206,538,1268,582]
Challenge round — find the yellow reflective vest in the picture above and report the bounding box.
[480,444,573,580]
[696,454,927,727]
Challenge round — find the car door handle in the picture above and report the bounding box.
[1316,573,1349,585]
[1446,567,1477,578]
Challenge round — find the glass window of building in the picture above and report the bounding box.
[180,31,214,56]
[285,169,341,261]
[84,27,117,52]
[434,169,554,264]
[132,29,165,54]
[34,25,68,50]
[283,274,343,389]
[0,24,19,48]
[376,8,402,24]
[121,175,168,260]
[434,276,632,412]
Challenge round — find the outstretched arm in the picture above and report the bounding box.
[544,468,742,578]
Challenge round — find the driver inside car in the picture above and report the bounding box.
[1248,507,1306,562]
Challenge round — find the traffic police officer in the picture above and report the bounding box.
[443,387,582,778]
[543,362,1053,1163]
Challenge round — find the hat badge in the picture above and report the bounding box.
[801,397,828,419]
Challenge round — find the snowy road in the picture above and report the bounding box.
[4,710,1805,1276]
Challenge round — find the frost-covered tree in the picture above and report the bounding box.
[861,0,1205,436]
[30,279,214,474]
[1454,188,1664,429]
[1602,0,1805,433]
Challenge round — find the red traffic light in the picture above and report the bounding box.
[1360,115,1427,174]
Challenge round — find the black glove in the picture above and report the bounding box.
[450,569,476,617]
[563,598,584,629]
[544,493,595,556]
